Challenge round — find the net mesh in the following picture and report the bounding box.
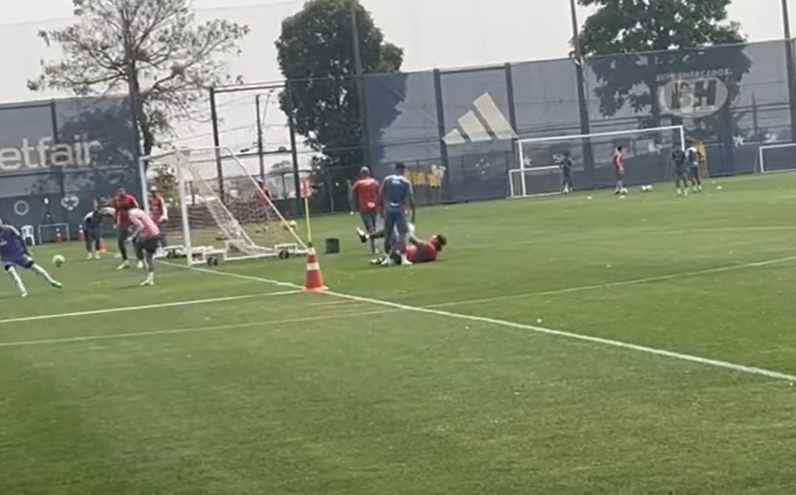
[512,126,685,197]
[141,148,306,265]
[759,144,796,174]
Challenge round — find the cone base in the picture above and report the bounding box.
[304,286,328,293]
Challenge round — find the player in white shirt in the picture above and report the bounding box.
[122,205,162,286]
[686,145,703,193]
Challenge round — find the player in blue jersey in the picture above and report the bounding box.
[0,223,62,297]
[379,162,416,265]
[671,147,689,197]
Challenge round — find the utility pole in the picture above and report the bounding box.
[255,94,265,183]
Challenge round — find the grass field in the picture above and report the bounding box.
[2,173,796,495]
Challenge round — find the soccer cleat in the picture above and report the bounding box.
[117,261,131,270]
[50,281,63,289]
[141,279,154,286]
[380,256,394,266]
[400,256,412,266]
[87,253,94,260]
[20,291,27,298]
[356,228,368,244]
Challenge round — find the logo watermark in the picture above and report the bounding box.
[657,69,731,119]
[0,137,102,172]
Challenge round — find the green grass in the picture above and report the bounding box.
[2,174,796,494]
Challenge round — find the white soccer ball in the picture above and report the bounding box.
[53,255,65,267]
[620,188,628,195]
[647,185,653,191]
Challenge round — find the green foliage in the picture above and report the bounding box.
[152,167,178,204]
[578,0,744,56]
[275,0,403,198]
[577,0,749,142]
[28,0,249,157]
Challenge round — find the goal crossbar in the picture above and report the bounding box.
[139,146,308,266]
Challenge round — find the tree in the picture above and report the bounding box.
[28,0,249,158]
[275,0,403,203]
[577,0,749,132]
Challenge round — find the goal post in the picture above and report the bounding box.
[758,142,796,174]
[510,125,686,198]
[138,146,307,266]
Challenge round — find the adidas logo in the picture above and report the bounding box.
[443,93,517,145]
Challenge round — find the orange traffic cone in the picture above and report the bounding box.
[77,225,85,242]
[55,229,63,244]
[304,245,327,292]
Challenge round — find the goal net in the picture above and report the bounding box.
[139,147,307,266]
[510,125,686,198]
[758,143,796,174]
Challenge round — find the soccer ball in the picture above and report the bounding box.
[641,185,653,193]
[620,188,629,195]
[53,255,65,267]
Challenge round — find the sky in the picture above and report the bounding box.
[0,0,793,165]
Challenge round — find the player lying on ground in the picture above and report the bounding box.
[0,222,61,297]
[686,144,703,193]
[122,205,163,286]
[671,147,690,197]
[83,206,114,259]
[379,162,416,265]
[357,227,447,265]
[351,166,381,254]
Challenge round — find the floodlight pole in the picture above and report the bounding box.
[569,0,595,184]
[351,2,371,168]
[781,0,796,139]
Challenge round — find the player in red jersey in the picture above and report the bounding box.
[351,166,381,254]
[254,180,273,232]
[613,146,626,195]
[112,188,139,270]
[357,225,447,265]
[148,187,168,249]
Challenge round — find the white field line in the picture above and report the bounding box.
[184,266,796,383]
[0,308,400,348]
[0,290,302,325]
[428,255,796,309]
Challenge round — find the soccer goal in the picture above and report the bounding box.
[509,125,686,198]
[138,147,307,266]
[758,142,796,174]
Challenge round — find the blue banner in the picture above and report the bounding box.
[0,96,139,241]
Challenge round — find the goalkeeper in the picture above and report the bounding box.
[357,225,447,265]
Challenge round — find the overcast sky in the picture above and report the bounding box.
[1,0,793,159]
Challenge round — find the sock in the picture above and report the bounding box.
[31,265,57,284]
[369,238,376,254]
[119,240,128,261]
[7,267,27,295]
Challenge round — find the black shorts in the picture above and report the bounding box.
[135,235,162,254]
